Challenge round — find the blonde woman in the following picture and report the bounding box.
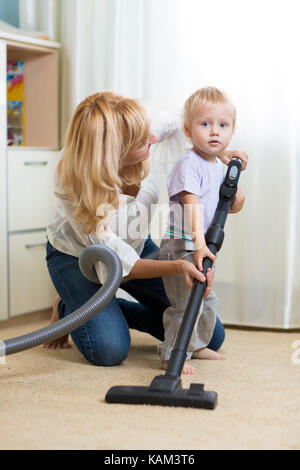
[45,91,248,367]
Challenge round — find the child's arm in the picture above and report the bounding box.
[180,191,216,272]
[228,187,245,213]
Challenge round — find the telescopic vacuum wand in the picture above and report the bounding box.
[105,158,243,409]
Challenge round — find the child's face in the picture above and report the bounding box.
[186,101,234,159]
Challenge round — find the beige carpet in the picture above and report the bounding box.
[0,310,299,450]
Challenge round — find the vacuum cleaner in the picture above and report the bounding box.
[105,158,243,409]
[0,158,242,411]
[0,245,123,357]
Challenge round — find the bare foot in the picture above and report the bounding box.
[192,347,226,360]
[43,296,71,349]
[161,360,195,375]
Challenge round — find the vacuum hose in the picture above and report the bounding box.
[0,245,122,358]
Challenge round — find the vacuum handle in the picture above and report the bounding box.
[218,158,242,202]
[165,159,243,378]
[224,157,242,186]
[165,246,216,377]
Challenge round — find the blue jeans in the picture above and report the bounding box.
[46,236,225,366]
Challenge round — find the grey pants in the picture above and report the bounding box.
[158,241,217,361]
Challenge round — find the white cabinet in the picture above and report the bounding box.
[8,149,59,232]
[0,32,61,320]
[9,231,57,317]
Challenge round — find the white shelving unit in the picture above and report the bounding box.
[0,32,61,320]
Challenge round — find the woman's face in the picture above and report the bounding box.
[121,133,158,167]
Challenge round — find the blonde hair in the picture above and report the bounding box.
[57,92,150,234]
[183,86,236,133]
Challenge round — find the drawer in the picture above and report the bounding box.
[9,231,56,317]
[7,149,60,232]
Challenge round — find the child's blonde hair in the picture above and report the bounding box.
[57,91,150,234]
[183,86,236,133]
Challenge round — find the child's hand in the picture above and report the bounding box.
[218,150,248,170]
[179,260,214,295]
[194,245,216,272]
[229,187,245,213]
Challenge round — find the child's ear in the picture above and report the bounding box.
[184,124,191,138]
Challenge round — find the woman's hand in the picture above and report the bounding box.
[178,259,214,297]
[218,149,248,170]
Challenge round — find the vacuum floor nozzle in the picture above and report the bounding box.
[106,383,217,409]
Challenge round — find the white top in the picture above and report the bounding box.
[46,110,185,283]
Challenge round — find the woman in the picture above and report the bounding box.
[45,91,247,368]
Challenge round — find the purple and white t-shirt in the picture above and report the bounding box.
[163,149,224,249]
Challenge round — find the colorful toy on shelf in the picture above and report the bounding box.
[7,61,25,146]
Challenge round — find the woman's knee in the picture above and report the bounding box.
[92,341,130,367]
[73,329,131,367]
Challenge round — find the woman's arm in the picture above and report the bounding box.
[124,257,214,294]
[150,109,182,142]
[124,258,181,279]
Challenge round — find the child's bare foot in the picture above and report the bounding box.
[192,347,226,360]
[43,296,71,349]
[161,360,195,375]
